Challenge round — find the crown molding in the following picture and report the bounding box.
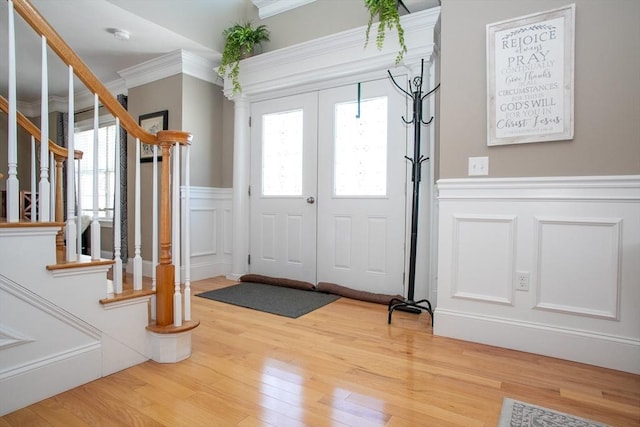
[17,79,128,115]
[223,7,440,101]
[252,0,317,19]
[16,50,217,114]
[118,49,219,90]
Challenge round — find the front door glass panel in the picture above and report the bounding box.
[334,97,388,197]
[262,109,303,196]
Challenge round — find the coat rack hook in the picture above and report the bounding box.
[421,116,434,126]
[421,83,441,102]
[387,70,412,98]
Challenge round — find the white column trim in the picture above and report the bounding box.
[229,97,250,280]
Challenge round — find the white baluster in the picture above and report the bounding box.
[66,66,77,261]
[113,118,122,295]
[6,0,19,222]
[30,137,36,222]
[50,152,55,219]
[184,144,191,321]
[76,159,82,260]
[133,138,142,290]
[173,144,182,327]
[151,145,158,319]
[39,35,50,222]
[90,94,101,259]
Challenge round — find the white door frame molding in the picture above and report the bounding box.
[224,7,441,282]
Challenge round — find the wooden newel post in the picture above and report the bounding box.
[156,141,175,326]
[54,154,65,260]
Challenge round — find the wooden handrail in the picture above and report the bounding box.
[0,95,83,160]
[10,0,191,146]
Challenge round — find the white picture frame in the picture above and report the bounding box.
[487,4,575,146]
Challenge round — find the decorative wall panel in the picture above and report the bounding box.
[435,175,640,374]
[451,215,516,304]
[181,187,232,280]
[535,217,621,319]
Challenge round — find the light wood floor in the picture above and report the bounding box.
[2,276,638,426]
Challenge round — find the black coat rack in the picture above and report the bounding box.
[387,59,439,325]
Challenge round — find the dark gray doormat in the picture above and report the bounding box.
[196,282,341,318]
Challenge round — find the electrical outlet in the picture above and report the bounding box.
[516,271,529,291]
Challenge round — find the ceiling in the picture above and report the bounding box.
[1,0,439,105]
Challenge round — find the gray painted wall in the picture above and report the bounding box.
[182,75,223,188]
[126,74,228,258]
[439,0,640,178]
[0,113,56,193]
[127,75,183,259]
[247,0,371,52]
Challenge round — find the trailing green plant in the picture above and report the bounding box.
[364,0,407,64]
[218,22,270,94]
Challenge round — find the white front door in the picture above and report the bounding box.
[317,77,407,294]
[250,77,407,294]
[249,92,318,282]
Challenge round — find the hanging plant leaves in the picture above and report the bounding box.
[364,0,407,64]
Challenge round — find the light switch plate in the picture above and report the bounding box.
[468,157,489,176]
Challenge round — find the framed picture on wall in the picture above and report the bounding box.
[139,110,168,162]
[486,4,575,146]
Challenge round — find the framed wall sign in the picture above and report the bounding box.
[487,4,575,146]
[139,110,168,162]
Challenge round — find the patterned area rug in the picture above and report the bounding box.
[498,398,610,427]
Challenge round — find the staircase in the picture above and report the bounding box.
[0,225,152,414]
[0,0,198,415]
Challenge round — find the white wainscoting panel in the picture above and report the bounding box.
[535,217,621,319]
[191,208,218,257]
[181,187,232,281]
[451,215,516,305]
[434,175,640,374]
[0,274,102,415]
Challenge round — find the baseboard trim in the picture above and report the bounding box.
[434,308,640,374]
[181,262,231,282]
[125,258,231,281]
[0,345,101,416]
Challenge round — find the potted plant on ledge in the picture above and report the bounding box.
[218,22,270,94]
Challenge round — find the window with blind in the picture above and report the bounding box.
[74,119,117,220]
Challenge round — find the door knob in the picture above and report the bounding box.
[306,196,315,204]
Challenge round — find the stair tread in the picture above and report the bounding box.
[0,220,64,228]
[100,287,155,305]
[46,254,115,270]
[146,319,200,334]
